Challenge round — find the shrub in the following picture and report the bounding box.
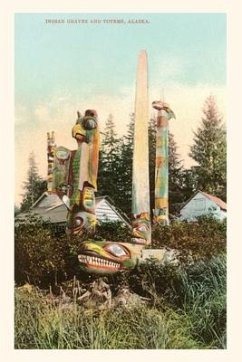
[15,214,69,286]
[94,220,131,242]
[15,216,226,286]
[15,218,132,286]
[15,253,226,350]
[152,216,226,261]
[109,254,226,348]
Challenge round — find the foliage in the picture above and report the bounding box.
[15,214,69,286]
[98,113,135,216]
[97,114,127,213]
[181,255,226,346]
[119,254,226,306]
[151,216,226,261]
[95,221,131,243]
[179,168,198,202]
[189,95,226,200]
[97,113,188,216]
[15,215,226,349]
[168,132,184,203]
[116,113,135,216]
[15,254,226,349]
[20,152,47,212]
[148,116,156,215]
[14,205,21,216]
[111,254,226,348]
[15,215,226,286]
[14,286,200,349]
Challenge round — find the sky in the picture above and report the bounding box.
[15,13,226,206]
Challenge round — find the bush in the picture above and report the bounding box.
[109,254,226,348]
[15,214,70,286]
[152,216,226,261]
[15,215,226,349]
[15,216,130,286]
[95,220,131,242]
[15,253,226,350]
[15,215,226,286]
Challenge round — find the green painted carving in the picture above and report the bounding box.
[48,51,175,275]
[78,240,143,274]
[77,50,151,274]
[152,101,175,225]
[49,109,100,237]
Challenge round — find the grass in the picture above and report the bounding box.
[15,254,226,349]
[15,288,200,349]
[181,255,227,348]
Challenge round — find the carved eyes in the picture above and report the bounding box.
[104,244,128,257]
[136,225,147,232]
[74,217,83,227]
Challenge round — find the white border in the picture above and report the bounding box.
[1,1,242,361]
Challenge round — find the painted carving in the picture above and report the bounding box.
[48,109,100,237]
[152,101,175,225]
[77,50,151,273]
[48,51,174,274]
[47,131,56,192]
[78,240,143,274]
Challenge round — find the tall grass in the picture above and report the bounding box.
[15,254,226,349]
[15,287,200,349]
[125,254,226,348]
[181,255,226,348]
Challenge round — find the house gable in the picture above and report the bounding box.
[31,192,63,210]
[201,191,227,211]
[17,193,130,226]
[180,191,226,221]
[95,198,130,226]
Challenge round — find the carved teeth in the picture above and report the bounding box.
[78,254,120,269]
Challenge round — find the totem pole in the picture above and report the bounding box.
[152,101,175,225]
[131,50,151,245]
[77,50,151,274]
[47,109,100,236]
[47,51,174,275]
[47,131,56,192]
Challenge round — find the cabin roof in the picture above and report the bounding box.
[180,190,227,211]
[17,192,130,225]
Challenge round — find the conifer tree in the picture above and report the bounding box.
[148,116,156,214]
[116,113,135,215]
[180,167,198,202]
[20,152,47,211]
[168,132,184,206]
[97,114,122,207]
[189,95,226,200]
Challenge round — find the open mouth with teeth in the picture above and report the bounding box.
[77,240,143,274]
[78,254,120,271]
